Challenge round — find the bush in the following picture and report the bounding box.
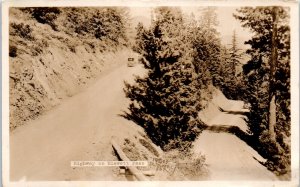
[31,45,43,56]
[163,148,208,180]
[139,138,160,157]
[9,45,17,57]
[63,7,129,46]
[10,22,34,40]
[22,7,61,31]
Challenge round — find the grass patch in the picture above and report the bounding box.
[139,138,159,157]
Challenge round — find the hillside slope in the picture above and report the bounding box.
[9,8,129,130]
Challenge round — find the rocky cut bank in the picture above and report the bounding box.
[9,7,131,130]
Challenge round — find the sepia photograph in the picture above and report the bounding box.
[1,0,299,186]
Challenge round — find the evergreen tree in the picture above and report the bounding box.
[217,45,233,97]
[132,22,145,53]
[234,6,290,175]
[198,7,219,32]
[221,30,245,99]
[194,7,222,86]
[123,7,205,150]
[228,30,244,76]
[58,7,130,47]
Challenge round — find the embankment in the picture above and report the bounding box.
[9,8,130,130]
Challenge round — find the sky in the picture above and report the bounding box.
[130,7,253,47]
[215,7,253,46]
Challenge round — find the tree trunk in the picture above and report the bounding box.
[268,7,278,143]
[269,95,276,142]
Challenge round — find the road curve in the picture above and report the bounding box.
[193,101,278,180]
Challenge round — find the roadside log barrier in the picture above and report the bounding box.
[111,138,148,181]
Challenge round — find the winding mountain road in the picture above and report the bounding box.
[10,60,277,181]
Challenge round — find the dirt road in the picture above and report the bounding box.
[10,63,146,181]
[194,98,278,180]
[10,61,278,181]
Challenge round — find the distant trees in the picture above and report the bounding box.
[228,30,244,77]
[194,7,221,86]
[193,7,246,100]
[61,7,129,46]
[125,7,250,151]
[132,22,146,53]
[20,7,130,48]
[123,7,206,151]
[21,8,61,30]
[198,7,219,33]
[234,6,290,175]
[218,30,245,99]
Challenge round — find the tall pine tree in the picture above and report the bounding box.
[193,7,222,87]
[234,6,290,176]
[123,7,205,150]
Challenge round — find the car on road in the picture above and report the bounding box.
[127,57,135,67]
[127,52,142,67]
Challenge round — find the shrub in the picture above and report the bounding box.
[10,22,34,40]
[31,45,43,56]
[139,138,159,157]
[63,7,129,46]
[22,7,61,31]
[9,45,17,57]
[163,148,208,180]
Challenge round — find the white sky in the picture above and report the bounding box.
[130,7,253,46]
[215,7,253,46]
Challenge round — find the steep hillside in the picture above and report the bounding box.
[9,8,130,130]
